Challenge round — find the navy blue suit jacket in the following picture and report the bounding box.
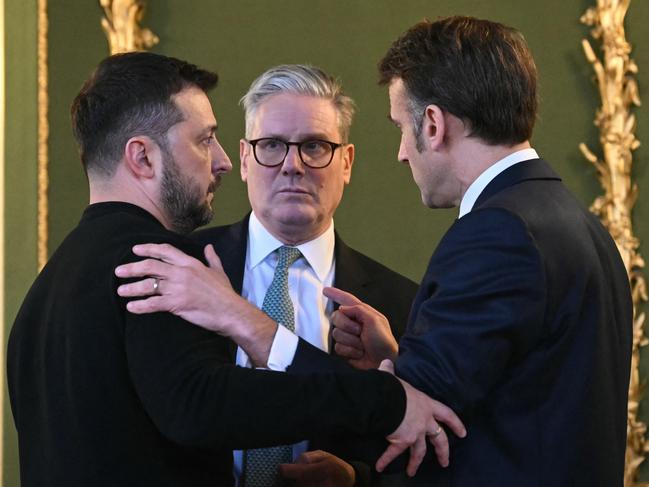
[395,159,632,486]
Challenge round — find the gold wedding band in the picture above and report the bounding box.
[152,277,160,295]
[431,426,443,438]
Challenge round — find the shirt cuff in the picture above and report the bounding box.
[266,325,299,371]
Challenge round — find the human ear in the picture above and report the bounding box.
[239,139,250,182]
[124,136,159,179]
[423,104,446,151]
[341,143,354,184]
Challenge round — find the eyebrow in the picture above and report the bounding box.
[262,132,336,141]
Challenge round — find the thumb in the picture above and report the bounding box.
[379,359,395,375]
[204,244,224,271]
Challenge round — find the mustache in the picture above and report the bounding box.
[207,176,221,194]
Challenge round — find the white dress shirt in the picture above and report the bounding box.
[233,212,336,484]
[458,148,539,218]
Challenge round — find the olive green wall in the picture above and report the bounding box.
[3,0,37,485]
[4,1,649,485]
[45,0,649,282]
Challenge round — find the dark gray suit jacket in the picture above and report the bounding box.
[193,214,418,484]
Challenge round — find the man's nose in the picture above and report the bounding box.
[397,137,409,164]
[281,145,305,175]
[212,141,233,174]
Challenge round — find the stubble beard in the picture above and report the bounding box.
[160,149,214,235]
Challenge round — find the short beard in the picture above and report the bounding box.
[160,146,214,235]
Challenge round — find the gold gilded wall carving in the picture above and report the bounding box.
[580,1,647,485]
[38,0,159,269]
[100,0,158,54]
[37,0,48,270]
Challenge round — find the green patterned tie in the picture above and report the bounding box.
[244,246,302,487]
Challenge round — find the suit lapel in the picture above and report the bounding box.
[210,216,249,294]
[331,235,371,356]
[333,233,371,301]
[194,214,250,361]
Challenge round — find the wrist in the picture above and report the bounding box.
[226,297,278,367]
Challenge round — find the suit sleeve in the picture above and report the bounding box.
[396,208,546,415]
[117,245,406,450]
[288,338,355,374]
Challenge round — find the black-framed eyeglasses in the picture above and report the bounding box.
[246,138,343,169]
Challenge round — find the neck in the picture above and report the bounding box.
[453,140,532,198]
[256,216,332,246]
[88,172,172,231]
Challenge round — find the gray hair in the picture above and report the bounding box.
[240,64,355,142]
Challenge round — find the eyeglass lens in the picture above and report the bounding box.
[254,139,334,167]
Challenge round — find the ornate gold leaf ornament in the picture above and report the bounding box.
[100,0,158,55]
[580,1,647,485]
[38,0,158,269]
[37,0,48,271]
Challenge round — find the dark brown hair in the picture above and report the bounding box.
[71,51,218,177]
[379,16,538,145]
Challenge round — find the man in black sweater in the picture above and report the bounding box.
[7,52,463,487]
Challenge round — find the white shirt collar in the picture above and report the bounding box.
[458,148,539,218]
[247,212,335,282]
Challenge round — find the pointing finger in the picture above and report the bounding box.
[323,287,363,306]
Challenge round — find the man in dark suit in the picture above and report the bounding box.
[7,52,463,487]
[328,16,633,486]
[192,65,418,487]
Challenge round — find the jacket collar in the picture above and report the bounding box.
[473,158,561,209]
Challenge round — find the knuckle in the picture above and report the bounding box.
[136,260,153,274]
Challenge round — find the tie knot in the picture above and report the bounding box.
[276,246,301,270]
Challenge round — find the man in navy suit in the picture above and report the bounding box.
[328,16,633,486]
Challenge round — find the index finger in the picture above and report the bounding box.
[323,286,363,306]
[375,442,408,473]
[115,258,169,279]
[132,243,198,266]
